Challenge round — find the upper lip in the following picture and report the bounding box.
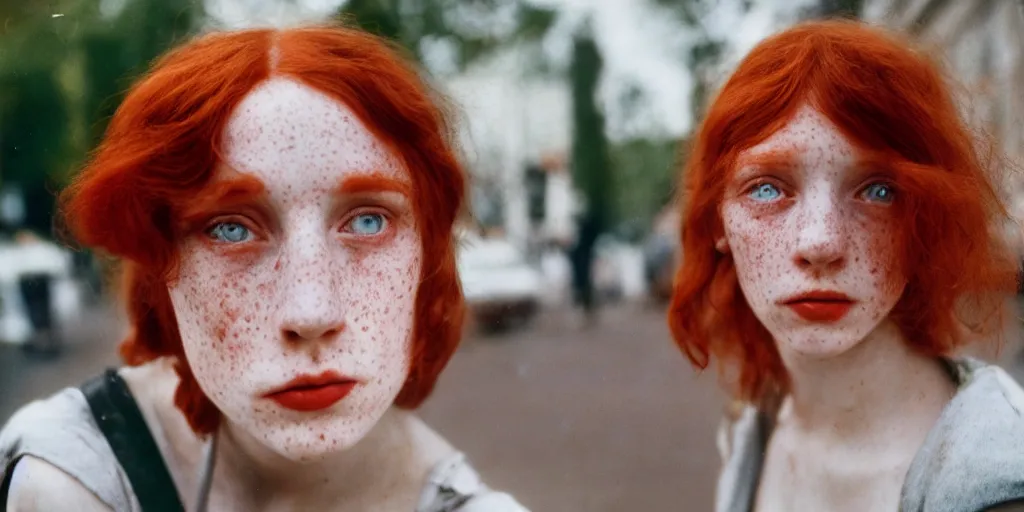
[262,370,357,397]
[779,290,853,304]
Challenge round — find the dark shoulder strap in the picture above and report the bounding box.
[0,455,19,506]
[81,368,185,512]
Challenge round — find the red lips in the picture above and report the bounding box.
[780,290,854,323]
[263,371,358,412]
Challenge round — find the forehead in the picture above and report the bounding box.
[738,105,857,166]
[221,77,408,188]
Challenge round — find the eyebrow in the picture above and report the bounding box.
[735,149,799,170]
[336,173,412,198]
[179,175,267,222]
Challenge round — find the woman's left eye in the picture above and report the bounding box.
[208,222,253,243]
[345,213,387,235]
[860,182,895,203]
[747,182,782,202]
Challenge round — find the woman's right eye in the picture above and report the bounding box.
[747,182,782,202]
[208,222,252,243]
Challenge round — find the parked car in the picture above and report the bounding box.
[457,233,543,334]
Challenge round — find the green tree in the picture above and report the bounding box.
[0,3,81,233]
[812,0,863,18]
[610,139,679,239]
[0,0,200,235]
[338,0,556,71]
[569,29,612,232]
[81,0,199,148]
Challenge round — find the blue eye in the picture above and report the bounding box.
[861,182,894,203]
[209,222,252,243]
[748,183,782,202]
[347,213,386,235]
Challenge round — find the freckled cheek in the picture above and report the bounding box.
[846,221,905,321]
[726,215,787,277]
[855,221,903,276]
[178,268,266,351]
[337,232,419,288]
[342,253,420,381]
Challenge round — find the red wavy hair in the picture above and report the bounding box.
[668,20,1019,405]
[60,25,467,435]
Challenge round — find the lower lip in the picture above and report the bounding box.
[266,382,357,412]
[785,301,853,322]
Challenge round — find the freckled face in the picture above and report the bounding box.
[168,77,421,461]
[720,104,906,359]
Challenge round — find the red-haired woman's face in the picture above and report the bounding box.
[167,77,421,461]
[719,105,907,361]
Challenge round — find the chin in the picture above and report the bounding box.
[260,420,377,462]
[773,326,870,360]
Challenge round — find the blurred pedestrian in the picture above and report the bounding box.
[568,213,600,327]
[13,230,61,357]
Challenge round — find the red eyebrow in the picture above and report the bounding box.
[735,148,799,170]
[336,174,412,197]
[179,175,266,223]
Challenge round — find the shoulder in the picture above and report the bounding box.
[416,452,529,512]
[118,358,203,455]
[5,455,112,511]
[717,401,760,464]
[400,414,528,512]
[902,359,1024,512]
[0,375,136,510]
[715,402,766,512]
[450,492,529,512]
[987,501,1024,512]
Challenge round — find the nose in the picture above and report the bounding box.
[276,233,346,344]
[281,313,345,343]
[793,199,846,272]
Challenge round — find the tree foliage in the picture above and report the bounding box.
[338,0,556,72]
[610,138,679,238]
[569,30,612,232]
[0,0,199,235]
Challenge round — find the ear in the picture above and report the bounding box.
[715,237,730,253]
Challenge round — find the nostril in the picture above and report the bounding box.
[797,254,845,271]
[281,322,345,343]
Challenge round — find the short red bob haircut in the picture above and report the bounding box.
[668,20,1019,406]
[60,25,467,435]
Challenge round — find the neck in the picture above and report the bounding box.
[215,408,418,506]
[777,321,956,441]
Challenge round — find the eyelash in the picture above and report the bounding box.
[742,179,896,204]
[201,207,395,246]
[338,208,393,238]
[204,217,260,244]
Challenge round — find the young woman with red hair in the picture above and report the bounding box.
[0,25,526,511]
[669,20,1024,512]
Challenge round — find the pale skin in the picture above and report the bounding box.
[7,77,459,511]
[718,105,959,512]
